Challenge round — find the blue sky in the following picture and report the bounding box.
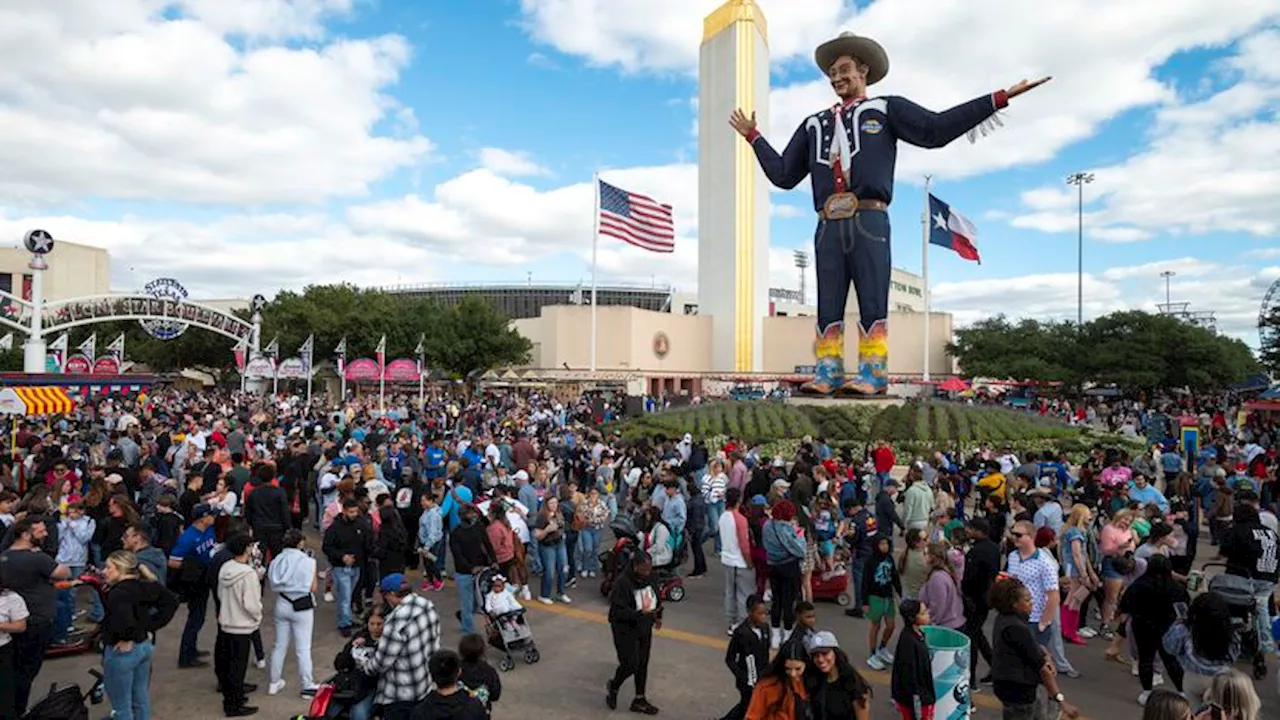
[0,0,1277,343]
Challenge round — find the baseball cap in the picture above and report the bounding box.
[805,630,839,653]
[190,503,218,521]
[750,494,768,506]
[379,573,409,594]
[105,473,124,485]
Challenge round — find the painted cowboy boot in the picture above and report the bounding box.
[841,319,888,395]
[799,323,845,395]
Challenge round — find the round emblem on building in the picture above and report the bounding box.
[139,277,190,340]
[652,331,670,358]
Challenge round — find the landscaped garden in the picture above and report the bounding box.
[608,400,1141,461]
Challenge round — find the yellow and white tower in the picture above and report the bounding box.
[698,0,771,372]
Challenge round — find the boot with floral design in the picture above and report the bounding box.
[799,323,845,395]
[841,320,888,396]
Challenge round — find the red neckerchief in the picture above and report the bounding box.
[829,96,866,193]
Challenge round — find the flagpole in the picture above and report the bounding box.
[304,336,314,407]
[589,172,600,373]
[922,175,933,384]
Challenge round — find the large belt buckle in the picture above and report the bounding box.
[823,192,858,220]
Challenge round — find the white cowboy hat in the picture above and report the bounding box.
[814,32,889,85]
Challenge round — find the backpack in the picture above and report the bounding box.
[22,682,89,720]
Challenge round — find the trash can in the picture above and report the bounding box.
[922,626,971,720]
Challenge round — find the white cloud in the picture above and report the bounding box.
[1010,29,1280,240]
[1245,248,1280,260]
[0,0,430,205]
[345,164,698,266]
[0,210,445,299]
[933,260,1280,343]
[522,0,1279,184]
[478,148,551,177]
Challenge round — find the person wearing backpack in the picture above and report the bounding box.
[101,549,180,720]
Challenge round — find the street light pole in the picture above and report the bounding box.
[1066,172,1095,326]
[1160,270,1176,312]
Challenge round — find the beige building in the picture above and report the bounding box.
[0,239,110,302]
[512,305,954,397]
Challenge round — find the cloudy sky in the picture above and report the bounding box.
[1,0,1278,343]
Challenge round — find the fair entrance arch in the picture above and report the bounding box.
[3,229,264,373]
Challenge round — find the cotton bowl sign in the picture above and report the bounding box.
[139,277,189,340]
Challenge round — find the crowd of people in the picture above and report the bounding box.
[0,387,1274,720]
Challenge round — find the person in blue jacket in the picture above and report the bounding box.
[730,32,1048,395]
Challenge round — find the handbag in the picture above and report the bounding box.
[285,593,315,612]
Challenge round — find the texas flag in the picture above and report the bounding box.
[928,193,981,263]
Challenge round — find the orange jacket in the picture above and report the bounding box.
[746,677,808,720]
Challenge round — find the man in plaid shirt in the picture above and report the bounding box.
[360,573,441,719]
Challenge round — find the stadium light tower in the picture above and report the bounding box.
[793,250,809,304]
[1160,270,1175,312]
[1066,172,1095,326]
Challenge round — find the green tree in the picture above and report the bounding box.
[946,316,1080,384]
[947,310,1259,392]
[423,296,531,378]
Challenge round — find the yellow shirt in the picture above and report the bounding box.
[978,472,1007,502]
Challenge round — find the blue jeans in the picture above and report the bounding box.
[54,564,84,643]
[526,542,543,575]
[337,695,374,720]
[538,541,568,599]
[89,545,105,622]
[104,639,154,720]
[577,527,602,574]
[849,555,866,607]
[705,500,724,553]
[179,589,208,666]
[456,572,476,635]
[331,566,360,630]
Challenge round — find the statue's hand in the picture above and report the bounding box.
[1006,76,1051,99]
[729,109,757,138]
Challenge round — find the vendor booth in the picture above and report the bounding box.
[0,386,76,415]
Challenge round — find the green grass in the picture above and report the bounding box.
[607,400,1141,461]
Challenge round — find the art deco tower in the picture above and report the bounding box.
[698,0,770,372]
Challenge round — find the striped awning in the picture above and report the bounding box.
[12,386,75,414]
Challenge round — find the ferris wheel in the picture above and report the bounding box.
[1261,276,1280,347]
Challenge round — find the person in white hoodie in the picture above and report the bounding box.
[266,529,318,698]
[216,534,263,717]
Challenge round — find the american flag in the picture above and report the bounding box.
[597,180,675,253]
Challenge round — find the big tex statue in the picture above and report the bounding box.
[731,32,1048,396]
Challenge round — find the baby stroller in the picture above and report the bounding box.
[22,669,104,720]
[297,676,361,719]
[599,516,686,602]
[476,566,540,671]
[1201,563,1268,680]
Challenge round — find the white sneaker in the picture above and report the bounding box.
[323,591,334,603]
[763,588,772,603]
[727,626,735,637]
[866,654,885,671]
[558,595,572,604]
[1137,690,1151,706]
[255,658,267,669]
[1078,627,1098,639]
[521,586,532,601]
[268,680,286,696]
[770,627,781,650]
[1153,673,1164,687]
[538,597,553,605]
[877,647,895,664]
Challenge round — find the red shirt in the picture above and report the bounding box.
[873,446,895,473]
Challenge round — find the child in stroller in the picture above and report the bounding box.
[478,567,540,671]
[1201,563,1270,680]
[599,513,688,602]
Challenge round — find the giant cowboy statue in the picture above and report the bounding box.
[731,32,1048,396]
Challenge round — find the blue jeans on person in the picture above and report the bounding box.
[179,588,208,666]
[334,695,373,720]
[456,572,476,635]
[705,500,724,553]
[849,554,866,607]
[331,566,361,630]
[526,542,544,575]
[538,541,568,599]
[53,564,84,643]
[1034,609,1077,674]
[103,639,154,720]
[577,527,602,574]
[88,545,105,622]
